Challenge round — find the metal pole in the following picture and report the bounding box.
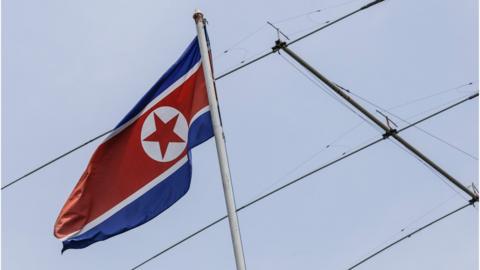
[275,41,478,202]
[194,10,248,270]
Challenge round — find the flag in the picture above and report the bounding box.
[54,37,214,251]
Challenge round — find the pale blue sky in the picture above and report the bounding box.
[2,0,478,269]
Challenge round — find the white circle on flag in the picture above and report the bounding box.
[141,106,188,162]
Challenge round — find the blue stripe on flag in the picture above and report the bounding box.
[63,161,192,251]
[188,111,213,149]
[62,112,213,251]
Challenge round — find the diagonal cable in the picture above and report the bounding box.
[3,0,388,190]
[2,129,114,190]
[214,0,385,80]
[347,201,475,269]
[129,94,477,269]
[338,85,478,160]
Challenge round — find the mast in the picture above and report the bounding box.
[194,10,248,270]
[273,40,478,202]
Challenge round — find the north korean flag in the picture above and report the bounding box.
[54,37,214,251]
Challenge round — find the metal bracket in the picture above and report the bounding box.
[382,128,398,139]
[470,183,479,204]
[267,21,290,41]
[472,183,478,195]
[376,110,398,130]
[272,39,287,53]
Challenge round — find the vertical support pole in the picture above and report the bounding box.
[194,10,248,270]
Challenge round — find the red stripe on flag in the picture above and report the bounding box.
[54,66,209,238]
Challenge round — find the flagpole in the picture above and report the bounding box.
[193,10,248,270]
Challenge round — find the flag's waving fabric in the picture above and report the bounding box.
[54,37,213,252]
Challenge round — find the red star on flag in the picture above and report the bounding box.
[143,113,185,158]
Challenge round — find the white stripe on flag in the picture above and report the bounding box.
[105,61,202,142]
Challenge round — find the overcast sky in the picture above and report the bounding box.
[2,0,479,269]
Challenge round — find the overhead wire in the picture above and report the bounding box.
[216,0,365,63]
[214,0,385,80]
[387,82,475,111]
[347,91,479,196]
[214,0,367,67]
[2,0,388,190]
[214,50,275,80]
[270,0,363,24]
[3,0,477,268]
[266,80,478,190]
[328,81,475,138]
[280,54,478,172]
[277,56,476,199]
[347,201,475,270]
[337,87,478,153]
[403,91,478,121]
[383,92,479,197]
[339,86,479,160]
[270,9,323,24]
[247,52,380,197]
[1,128,115,190]
[399,93,479,132]
[214,48,274,80]
[350,191,459,266]
[278,52,382,133]
[411,127,478,160]
[131,139,385,270]
[287,0,385,46]
[285,20,333,37]
[246,121,366,204]
[214,24,268,58]
[387,138,470,201]
[130,95,477,269]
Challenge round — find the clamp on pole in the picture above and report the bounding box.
[272,39,287,53]
[470,183,479,204]
[382,128,398,139]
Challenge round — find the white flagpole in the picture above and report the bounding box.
[193,10,247,270]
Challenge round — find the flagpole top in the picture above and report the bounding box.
[193,9,204,23]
